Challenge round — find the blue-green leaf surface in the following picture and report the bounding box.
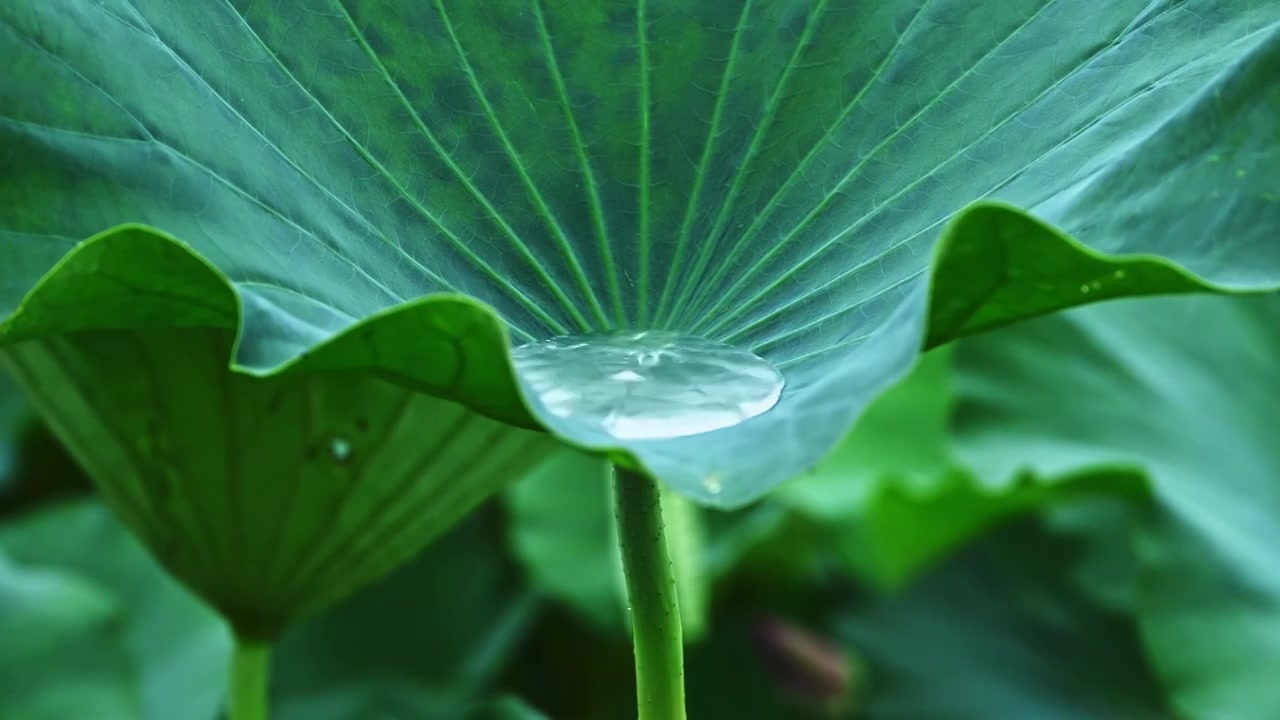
[1,1,1277,504]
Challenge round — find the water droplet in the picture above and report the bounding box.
[327,437,354,463]
[1113,269,1126,279]
[513,331,785,440]
[702,473,723,495]
[1079,284,1091,294]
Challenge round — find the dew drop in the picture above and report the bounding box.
[327,436,354,464]
[1080,284,1091,294]
[1113,269,1127,279]
[513,331,785,440]
[702,473,724,495]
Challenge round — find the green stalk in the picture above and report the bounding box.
[229,638,271,720]
[613,465,687,720]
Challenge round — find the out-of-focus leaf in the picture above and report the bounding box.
[477,696,551,720]
[0,368,21,486]
[778,348,956,518]
[953,293,1280,718]
[275,679,547,720]
[659,485,709,641]
[275,504,536,698]
[834,467,1149,590]
[505,449,709,640]
[0,499,229,720]
[776,347,1149,589]
[0,364,91,517]
[506,450,623,631]
[837,514,1172,720]
[0,498,541,719]
[275,680,466,720]
[0,553,128,719]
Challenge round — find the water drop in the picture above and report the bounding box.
[513,331,785,440]
[1080,284,1091,294]
[702,473,723,495]
[1113,269,1126,279]
[327,436,354,464]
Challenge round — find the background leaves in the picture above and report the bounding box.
[953,293,1280,718]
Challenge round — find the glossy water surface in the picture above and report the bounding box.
[513,331,785,441]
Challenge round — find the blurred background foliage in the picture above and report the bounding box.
[2,291,1276,719]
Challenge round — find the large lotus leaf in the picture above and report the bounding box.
[0,500,229,720]
[951,293,1280,718]
[2,1,1278,506]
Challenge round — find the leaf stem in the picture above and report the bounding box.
[229,637,271,720]
[613,464,687,720]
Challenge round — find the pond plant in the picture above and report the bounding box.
[1,1,1278,718]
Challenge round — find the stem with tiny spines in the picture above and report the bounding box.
[613,464,687,720]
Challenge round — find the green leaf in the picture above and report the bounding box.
[0,364,91,516]
[952,293,1280,719]
[275,679,547,720]
[505,448,710,639]
[776,348,958,519]
[837,514,1172,720]
[776,347,1150,589]
[0,500,229,720]
[1,310,557,636]
[506,450,625,631]
[0,497,542,720]
[274,505,536,697]
[0,368,22,489]
[2,2,1278,509]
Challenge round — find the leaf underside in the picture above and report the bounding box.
[1,318,555,637]
[1,1,1278,505]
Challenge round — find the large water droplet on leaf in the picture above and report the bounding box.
[513,331,784,441]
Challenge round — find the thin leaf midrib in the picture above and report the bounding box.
[678,0,939,326]
[653,0,756,329]
[636,0,653,327]
[329,0,585,335]
[278,404,477,610]
[532,0,627,329]
[663,0,832,326]
[434,0,609,332]
[122,333,233,588]
[700,0,1206,343]
[4,8,409,310]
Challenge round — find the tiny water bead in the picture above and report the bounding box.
[327,436,353,464]
[512,331,785,441]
